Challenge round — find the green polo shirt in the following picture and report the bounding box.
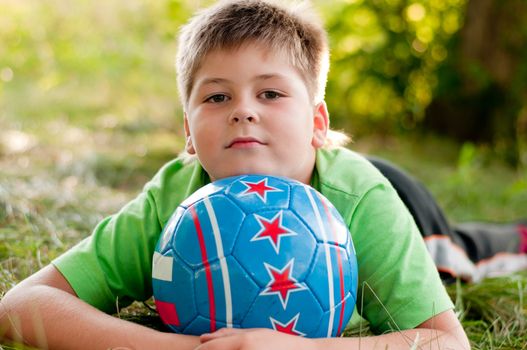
[53,147,453,334]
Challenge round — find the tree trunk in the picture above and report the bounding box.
[424,0,527,165]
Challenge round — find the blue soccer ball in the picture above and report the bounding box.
[152,174,358,338]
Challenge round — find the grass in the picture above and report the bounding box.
[1,0,527,348]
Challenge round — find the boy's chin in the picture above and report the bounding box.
[210,167,284,182]
[210,169,311,185]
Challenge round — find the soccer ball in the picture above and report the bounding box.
[152,174,358,338]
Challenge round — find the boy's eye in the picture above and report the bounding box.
[260,91,282,100]
[205,94,229,103]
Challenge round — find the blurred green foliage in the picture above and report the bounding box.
[1,0,526,166]
[319,0,466,132]
[319,0,527,166]
[0,0,194,129]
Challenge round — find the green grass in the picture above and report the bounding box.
[353,133,527,223]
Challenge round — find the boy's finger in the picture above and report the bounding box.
[200,328,246,343]
[195,333,241,350]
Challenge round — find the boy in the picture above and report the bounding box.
[1,1,470,349]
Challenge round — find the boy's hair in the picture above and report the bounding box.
[176,0,330,107]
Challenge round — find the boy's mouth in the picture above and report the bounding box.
[226,137,266,149]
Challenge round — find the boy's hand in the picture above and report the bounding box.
[197,328,319,350]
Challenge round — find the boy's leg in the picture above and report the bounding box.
[452,221,527,281]
[453,222,527,261]
[367,155,527,282]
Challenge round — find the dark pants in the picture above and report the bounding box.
[367,156,527,282]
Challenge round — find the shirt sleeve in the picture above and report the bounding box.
[52,188,162,313]
[349,182,454,333]
[52,159,206,313]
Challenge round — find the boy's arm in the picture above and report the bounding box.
[0,264,200,350]
[196,309,470,350]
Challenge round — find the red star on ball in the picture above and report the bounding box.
[240,178,281,203]
[270,314,306,337]
[260,259,306,308]
[251,212,296,253]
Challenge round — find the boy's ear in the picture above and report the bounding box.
[311,101,329,148]
[183,113,196,155]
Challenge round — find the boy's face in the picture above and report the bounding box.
[184,43,328,184]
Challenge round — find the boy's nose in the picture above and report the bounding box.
[228,108,259,124]
[230,114,256,123]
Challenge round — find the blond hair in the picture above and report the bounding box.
[176,0,330,107]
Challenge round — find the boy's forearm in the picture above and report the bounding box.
[195,323,469,350]
[0,285,199,350]
[315,328,470,350]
